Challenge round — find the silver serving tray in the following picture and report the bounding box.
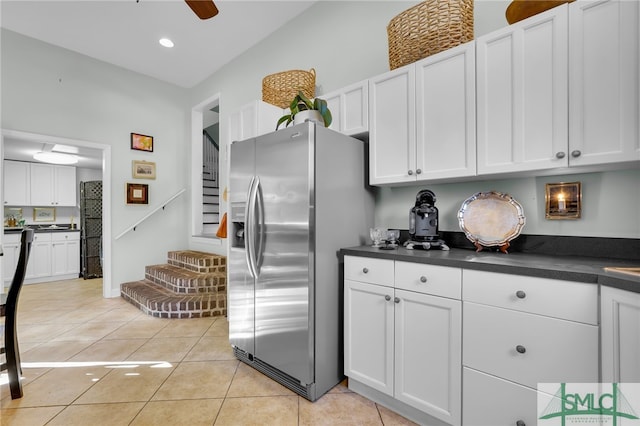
[458,191,526,247]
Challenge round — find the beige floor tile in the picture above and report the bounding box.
[299,392,384,426]
[89,306,145,323]
[103,318,167,339]
[214,395,299,426]
[376,404,420,426]
[154,317,216,338]
[53,308,121,325]
[205,317,230,337]
[16,322,79,343]
[21,340,95,362]
[74,363,175,404]
[226,362,295,398]
[50,321,127,341]
[0,406,64,426]
[46,402,145,426]
[130,398,223,426]
[15,308,65,325]
[152,360,238,401]
[328,378,353,394]
[183,336,236,361]
[126,337,199,363]
[68,338,148,362]
[0,364,110,408]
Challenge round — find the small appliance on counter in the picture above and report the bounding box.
[404,189,449,250]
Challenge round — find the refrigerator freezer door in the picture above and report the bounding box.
[254,125,314,385]
[229,138,256,357]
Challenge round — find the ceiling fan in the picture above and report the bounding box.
[185,0,219,19]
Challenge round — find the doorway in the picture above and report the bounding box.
[0,129,113,298]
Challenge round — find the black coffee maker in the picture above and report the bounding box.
[406,189,449,250]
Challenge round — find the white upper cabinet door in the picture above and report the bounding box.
[416,41,476,181]
[29,163,55,206]
[54,165,77,206]
[477,4,569,175]
[569,0,640,166]
[369,65,416,185]
[228,100,282,143]
[322,80,369,136]
[3,160,30,206]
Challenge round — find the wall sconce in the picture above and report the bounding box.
[545,182,581,220]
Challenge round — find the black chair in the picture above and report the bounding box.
[1,228,34,399]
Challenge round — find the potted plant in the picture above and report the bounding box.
[276,91,332,129]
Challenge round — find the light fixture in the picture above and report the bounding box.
[33,152,79,165]
[159,38,174,48]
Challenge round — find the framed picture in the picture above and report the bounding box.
[132,160,156,179]
[545,182,581,220]
[126,183,149,204]
[131,133,154,152]
[34,207,56,222]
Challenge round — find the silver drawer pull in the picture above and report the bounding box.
[516,290,526,299]
[362,268,369,274]
[394,297,400,303]
[516,421,526,426]
[516,345,526,354]
[385,295,391,301]
[420,276,427,283]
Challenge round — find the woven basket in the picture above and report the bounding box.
[387,0,474,70]
[262,68,316,109]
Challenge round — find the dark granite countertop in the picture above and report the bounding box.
[340,246,640,294]
[4,226,80,234]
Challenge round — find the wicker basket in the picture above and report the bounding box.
[262,68,316,109]
[387,0,474,70]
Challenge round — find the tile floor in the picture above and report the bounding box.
[1,278,417,425]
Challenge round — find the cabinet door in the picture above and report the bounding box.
[3,160,30,206]
[569,0,640,166]
[416,42,476,181]
[395,289,461,425]
[601,286,640,383]
[29,163,55,206]
[2,242,21,282]
[323,81,368,136]
[26,238,52,279]
[344,279,394,396]
[51,239,68,276]
[477,5,569,174]
[324,92,341,134]
[54,165,77,206]
[369,65,416,185]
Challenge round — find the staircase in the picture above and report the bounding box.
[120,250,226,318]
[202,129,220,236]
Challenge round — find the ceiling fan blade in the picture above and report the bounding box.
[185,0,219,20]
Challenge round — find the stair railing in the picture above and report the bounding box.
[114,188,186,240]
[203,130,219,184]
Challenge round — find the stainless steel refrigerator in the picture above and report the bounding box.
[228,122,374,401]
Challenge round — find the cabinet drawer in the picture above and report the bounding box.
[51,232,80,242]
[32,233,52,243]
[463,302,598,389]
[463,367,541,426]
[344,256,394,286]
[3,233,21,244]
[395,261,461,299]
[463,269,597,324]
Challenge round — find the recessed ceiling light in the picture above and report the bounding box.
[33,152,79,165]
[159,38,174,48]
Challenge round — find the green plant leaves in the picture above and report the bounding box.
[276,91,332,130]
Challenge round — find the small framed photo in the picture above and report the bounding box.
[132,160,156,179]
[34,207,56,222]
[545,182,581,220]
[126,183,149,204]
[131,133,154,152]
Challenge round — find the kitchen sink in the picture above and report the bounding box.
[603,267,640,277]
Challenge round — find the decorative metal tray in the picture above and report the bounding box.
[458,191,526,252]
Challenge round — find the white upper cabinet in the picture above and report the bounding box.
[477,4,569,175]
[568,0,640,166]
[322,80,369,136]
[369,65,416,185]
[416,42,476,181]
[30,163,77,207]
[3,160,30,206]
[228,100,282,144]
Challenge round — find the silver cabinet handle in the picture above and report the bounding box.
[420,276,427,283]
[362,267,369,274]
[516,290,526,299]
[394,297,400,303]
[516,421,526,426]
[385,295,391,301]
[416,169,422,174]
[516,345,526,354]
[555,152,566,159]
[571,150,582,158]
[407,170,413,175]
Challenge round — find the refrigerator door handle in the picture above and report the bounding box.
[255,177,265,274]
[245,176,259,279]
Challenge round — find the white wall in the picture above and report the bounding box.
[1,29,191,295]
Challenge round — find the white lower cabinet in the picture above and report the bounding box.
[51,232,80,277]
[601,286,640,383]
[26,233,52,280]
[344,256,462,425]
